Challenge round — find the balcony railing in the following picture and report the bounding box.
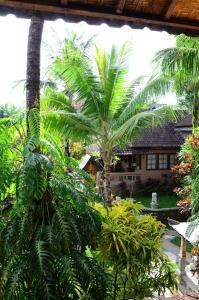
[109,172,141,182]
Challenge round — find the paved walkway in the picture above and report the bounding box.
[163,230,191,264]
[145,231,197,299]
[146,230,199,300]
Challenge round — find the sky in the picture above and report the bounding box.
[0,14,176,107]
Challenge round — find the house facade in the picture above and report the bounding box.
[82,116,192,195]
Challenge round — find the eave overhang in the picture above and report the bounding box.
[0,1,199,36]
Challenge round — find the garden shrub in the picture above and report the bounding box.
[172,130,199,275]
[132,177,175,196]
[172,130,199,214]
[94,200,177,300]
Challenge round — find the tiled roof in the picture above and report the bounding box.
[131,123,184,149]
[114,113,193,154]
[175,115,192,128]
[114,123,185,154]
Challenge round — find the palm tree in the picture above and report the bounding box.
[0,18,110,300]
[26,15,44,132]
[44,38,175,205]
[153,34,199,128]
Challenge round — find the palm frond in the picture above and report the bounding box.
[110,105,176,146]
[95,42,131,120]
[153,47,199,78]
[117,76,172,125]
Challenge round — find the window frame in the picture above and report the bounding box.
[146,154,158,170]
[158,154,169,170]
[146,153,177,171]
[169,153,177,168]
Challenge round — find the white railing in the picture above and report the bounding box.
[109,172,141,182]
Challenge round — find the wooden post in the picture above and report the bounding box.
[179,236,186,275]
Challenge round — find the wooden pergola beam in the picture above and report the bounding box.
[61,0,68,6]
[0,0,199,35]
[133,0,141,11]
[164,0,177,20]
[97,0,103,5]
[116,0,126,14]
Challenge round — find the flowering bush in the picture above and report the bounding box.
[172,130,199,213]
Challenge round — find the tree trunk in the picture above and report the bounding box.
[192,95,199,128]
[63,139,70,156]
[103,161,112,206]
[26,15,44,132]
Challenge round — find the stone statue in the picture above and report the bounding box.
[151,192,158,209]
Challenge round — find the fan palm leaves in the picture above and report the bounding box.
[153,34,199,127]
[44,36,176,205]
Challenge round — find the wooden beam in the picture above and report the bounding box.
[0,0,198,35]
[97,0,103,5]
[164,0,177,20]
[133,0,141,11]
[61,0,68,6]
[116,0,126,14]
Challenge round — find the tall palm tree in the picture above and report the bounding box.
[45,38,175,205]
[26,15,44,132]
[0,24,110,299]
[153,34,199,128]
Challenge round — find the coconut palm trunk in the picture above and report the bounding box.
[192,96,199,128]
[103,161,112,206]
[101,150,112,206]
[26,15,44,131]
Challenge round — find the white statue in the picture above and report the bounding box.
[151,192,158,209]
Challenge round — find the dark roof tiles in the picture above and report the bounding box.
[175,115,192,128]
[131,123,185,149]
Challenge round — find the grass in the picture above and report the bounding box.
[171,236,193,253]
[135,194,179,208]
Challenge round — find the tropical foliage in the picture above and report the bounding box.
[0,108,108,299]
[44,34,175,204]
[94,200,177,300]
[0,108,177,299]
[171,130,199,266]
[0,27,179,299]
[154,34,199,127]
[0,105,25,202]
[172,130,199,215]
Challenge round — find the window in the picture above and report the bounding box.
[170,154,176,167]
[147,154,157,170]
[147,153,177,170]
[159,154,168,169]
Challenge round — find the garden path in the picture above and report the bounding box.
[163,230,191,264]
